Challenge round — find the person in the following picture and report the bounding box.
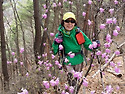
[52,12,99,86]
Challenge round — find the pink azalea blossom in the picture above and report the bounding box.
[88,19,92,25]
[42,14,47,19]
[113,30,118,36]
[102,53,106,58]
[53,3,57,7]
[82,12,86,16]
[100,24,106,29]
[83,79,88,87]
[88,0,92,4]
[105,49,111,54]
[106,85,113,93]
[18,88,28,94]
[100,8,104,13]
[38,61,43,65]
[73,72,82,79]
[69,86,74,93]
[114,0,118,4]
[115,50,120,55]
[114,66,120,73]
[96,50,102,55]
[58,2,61,6]
[89,44,93,49]
[116,86,120,90]
[50,33,54,37]
[61,90,65,94]
[20,48,24,53]
[69,1,73,4]
[115,26,120,31]
[63,0,67,2]
[43,43,46,46]
[55,60,59,65]
[43,81,50,89]
[48,74,52,77]
[26,72,29,77]
[106,34,112,43]
[110,61,115,67]
[112,17,117,24]
[91,90,95,94]
[51,54,55,59]
[50,79,56,86]
[104,43,110,48]
[20,62,23,65]
[117,62,121,66]
[64,58,69,63]
[59,44,63,50]
[106,18,113,24]
[37,56,41,59]
[69,53,75,58]
[44,28,47,31]
[11,52,15,55]
[43,4,46,9]
[109,9,114,14]
[14,58,18,63]
[92,41,97,48]
[65,84,68,89]
[55,78,59,85]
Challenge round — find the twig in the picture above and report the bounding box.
[92,42,125,78]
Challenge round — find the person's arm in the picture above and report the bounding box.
[81,31,92,51]
[52,33,59,55]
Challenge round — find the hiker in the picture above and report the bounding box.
[52,12,99,86]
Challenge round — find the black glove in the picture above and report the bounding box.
[54,35,63,44]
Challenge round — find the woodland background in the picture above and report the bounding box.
[0,0,125,94]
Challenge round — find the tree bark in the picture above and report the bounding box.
[33,0,42,64]
[0,0,9,91]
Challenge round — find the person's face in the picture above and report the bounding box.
[64,18,76,31]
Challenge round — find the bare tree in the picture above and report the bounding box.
[33,0,42,64]
[0,0,9,91]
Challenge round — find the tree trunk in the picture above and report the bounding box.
[0,0,9,91]
[33,0,42,64]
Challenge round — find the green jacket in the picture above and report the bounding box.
[52,25,92,65]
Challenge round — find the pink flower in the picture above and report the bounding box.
[61,90,65,94]
[106,34,112,43]
[92,41,97,48]
[11,52,15,55]
[59,44,63,50]
[112,17,117,24]
[104,43,110,48]
[116,86,120,90]
[51,54,55,59]
[82,12,86,16]
[58,2,61,6]
[64,0,67,2]
[43,4,46,9]
[113,30,118,36]
[115,50,120,55]
[53,3,57,7]
[69,86,74,93]
[89,44,93,49]
[26,72,29,77]
[38,61,43,65]
[69,1,73,4]
[43,81,50,89]
[114,66,120,73]
[44,28,47,31]
[100,8,104,13]
[110,61,115,67]
[50,33,54,37]
[105,49,111,54]
[73,72,82,79]
[83,79,88,87]
[88,0,92,4]
[42,14,47,19]
[102,53,106,58]
[115,26,120,31]
[20,48,24,53]
[55,78,59,85]
[106,85,113,93]
[43,43,46,46]
[55,60,59,65]
[14,58,18,63]
[64,58,69,63]
[100,24,106,29]
[91,90,95,94]
[96,50,102,55]
[20,62,23,65]
[88,19,92,25]
[114,0,118,4]
[65,84,68,89]
[106,18,113,24]
[50,79,56,86]
[109,9,114,14]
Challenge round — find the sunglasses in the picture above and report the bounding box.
[64,19,76,23]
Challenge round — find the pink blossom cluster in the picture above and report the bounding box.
[17,88,28,94]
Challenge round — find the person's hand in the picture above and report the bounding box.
[54,35,63,44]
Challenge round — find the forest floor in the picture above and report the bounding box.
[78,55,125,94]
